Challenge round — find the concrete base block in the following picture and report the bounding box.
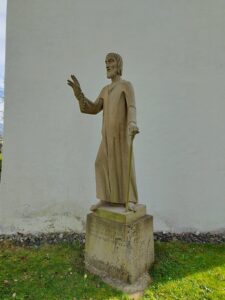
[85,204,154,293]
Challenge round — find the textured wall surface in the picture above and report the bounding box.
[1,0,225,233]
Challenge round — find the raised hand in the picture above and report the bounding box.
[67,75,82,98]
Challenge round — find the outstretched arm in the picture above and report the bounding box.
[67,75,103,114]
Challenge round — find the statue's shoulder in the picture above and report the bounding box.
[99,85,108,98]
[102,84,109,90]
[120,79,133,87]
[120,80,134,92]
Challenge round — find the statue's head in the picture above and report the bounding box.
[105,52,123,79]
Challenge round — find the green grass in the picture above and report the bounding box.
[147,242,225,300]
[0,241,225,300]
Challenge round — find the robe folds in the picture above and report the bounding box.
[79,80,138,204]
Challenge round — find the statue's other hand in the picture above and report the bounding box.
[129,123,139,137]
[67,74,82,98]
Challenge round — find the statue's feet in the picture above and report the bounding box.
[90,200,107,211]
[128,202,138,212]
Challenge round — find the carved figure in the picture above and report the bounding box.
[67,53,139,210]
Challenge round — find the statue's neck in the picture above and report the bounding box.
[111,75,121,83]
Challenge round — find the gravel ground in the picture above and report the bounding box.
[0,231,225,247]
[154,231,225,244]
[0,232,85,247]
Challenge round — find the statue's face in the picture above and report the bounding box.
[105,56,118,79]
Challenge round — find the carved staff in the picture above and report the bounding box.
[125,134,135,212]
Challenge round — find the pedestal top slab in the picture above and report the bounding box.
[94,204,146,224]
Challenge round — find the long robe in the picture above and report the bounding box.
[78,79,138,204]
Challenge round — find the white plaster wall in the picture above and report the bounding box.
[1,0,225,233]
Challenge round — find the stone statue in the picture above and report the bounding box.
[67,53,139,211]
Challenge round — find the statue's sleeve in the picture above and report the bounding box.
[124,82,137,125]
[77,88,104,115]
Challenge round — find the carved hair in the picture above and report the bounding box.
[106,52,123,76]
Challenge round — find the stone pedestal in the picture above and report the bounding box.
[85,204,154,293]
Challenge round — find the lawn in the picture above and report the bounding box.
[0,240,225,300]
